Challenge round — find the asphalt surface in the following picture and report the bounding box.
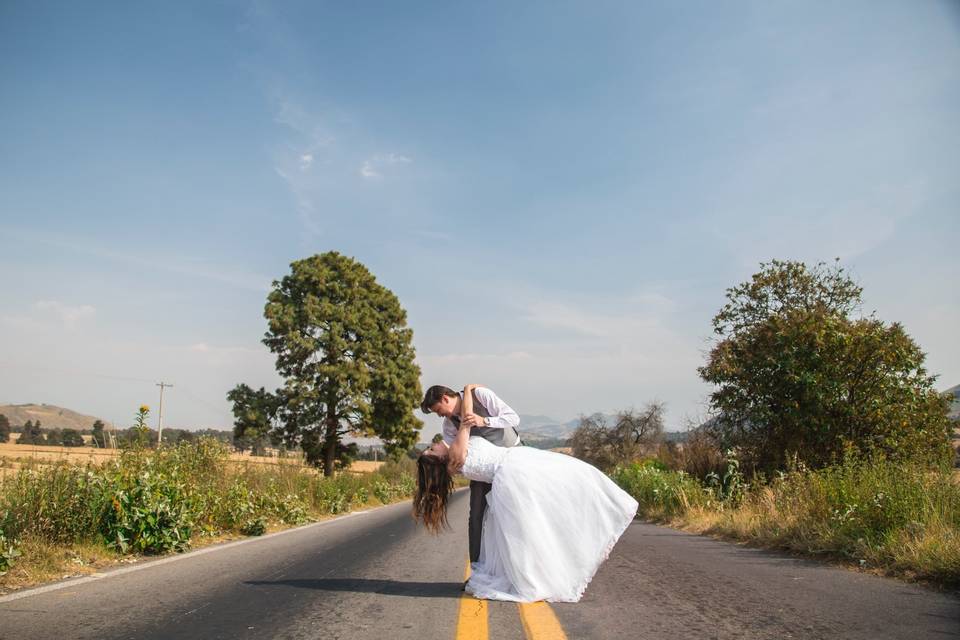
[0,490,957,639]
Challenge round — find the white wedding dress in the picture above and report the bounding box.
[461,436,638,602]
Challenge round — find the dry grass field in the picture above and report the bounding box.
[0,435,385,477]
[346,460,386,473]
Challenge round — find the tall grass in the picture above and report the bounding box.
[0,438,417,568]
[612,456,960,586]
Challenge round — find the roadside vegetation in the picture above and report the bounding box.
[610,452,959,587]
[0,253,438,594]
[578,260,959,587]
[0,437,418,593]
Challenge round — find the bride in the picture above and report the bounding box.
[413,385,639,602]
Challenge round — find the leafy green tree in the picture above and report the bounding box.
[193,428,231,444]
[227,384,279,456]
[0,414,9,443]
[16,420,34,444]
[61,428,84,447]
[699,259,952,473]
[91,420,107,448]
[46,428,64,446]
[262,252,422,475]
[17,420,44,445]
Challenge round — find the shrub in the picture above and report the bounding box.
[99,458,192,554]
[240,516,267,536]
[674,428,726,481]
[0,529,20,573]
[700,259,953,474]
[612,461,713,519]
[571,405,666,471]
[1,462,107,542]
[0,436,420,569]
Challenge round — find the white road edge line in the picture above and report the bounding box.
[0,499,412,605]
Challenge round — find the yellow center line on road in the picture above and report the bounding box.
[518,601,568,640]
[456,560,488,640]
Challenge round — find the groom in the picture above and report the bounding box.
[421,384,522,564]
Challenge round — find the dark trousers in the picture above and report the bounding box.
[468,480,492,563]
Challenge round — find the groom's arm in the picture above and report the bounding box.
[461,387,520,431]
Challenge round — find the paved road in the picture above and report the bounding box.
[1,490,957,639]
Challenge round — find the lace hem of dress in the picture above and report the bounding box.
[548,506,637,603]
[466,505,638,603]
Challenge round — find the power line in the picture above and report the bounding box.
[156,381,174,444]
[0,362,156,385]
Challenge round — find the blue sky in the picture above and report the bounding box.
[1,1,958,439]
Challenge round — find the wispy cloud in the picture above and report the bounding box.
[0,228,272,292]
[707,177,933,267]
[270,99,341,237]
[415,283,709,426]
[359,152,412,180]
[414,229,454,243]
[0,300,96,332]
[359,160,379,179]
[422,350,534,364]
[269,97,417,235]
[273,166,323,237]
[35,300,96,330]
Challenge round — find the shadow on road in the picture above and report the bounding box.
[245,578,463,598]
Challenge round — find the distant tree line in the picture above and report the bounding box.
[0,412,234,449]
[9,418,85,447]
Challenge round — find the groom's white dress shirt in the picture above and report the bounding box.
[441,386,520,446]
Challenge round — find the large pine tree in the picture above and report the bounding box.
[261,252,422,475]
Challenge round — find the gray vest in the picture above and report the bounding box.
[453,390,521,447]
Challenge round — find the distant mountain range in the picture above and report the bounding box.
[518,414,606,441]
[518,413,689,443]
[522,384,960,442]
[0,403,106,430]
[946,384,960,421]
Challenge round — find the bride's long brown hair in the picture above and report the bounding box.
[413,384,480,533]
[412,453,454,534]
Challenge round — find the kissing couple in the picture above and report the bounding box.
[414,383,638,602]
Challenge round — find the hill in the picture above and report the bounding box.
[945,384,960,421]
[0,403,106,430]
[518,414,598,441]
[519,413,687,443]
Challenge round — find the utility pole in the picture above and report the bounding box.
[156,381,174,445]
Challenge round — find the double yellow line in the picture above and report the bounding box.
[456,561,567,640]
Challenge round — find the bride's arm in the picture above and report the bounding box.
[461,384,478,419]
[448,418,471,475]
[460,383,488,430]
[447,384,480,474]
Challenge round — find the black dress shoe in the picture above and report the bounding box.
[462,579,469,591]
